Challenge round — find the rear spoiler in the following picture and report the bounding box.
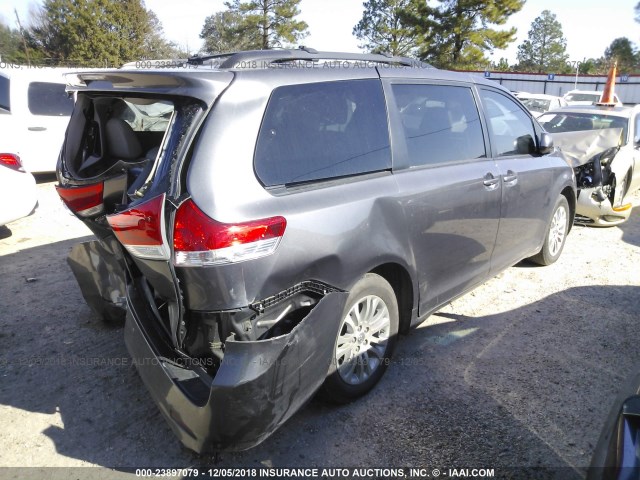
[64,70,234,106]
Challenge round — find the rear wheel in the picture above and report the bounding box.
[320,273,399,404]
[529,195,569,266]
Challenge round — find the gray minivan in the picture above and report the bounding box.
[56,49,576,453]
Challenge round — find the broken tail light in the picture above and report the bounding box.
[106,194,170,260]
[0,153,24,172]
[56,182,105,217]
[173,199,286,267]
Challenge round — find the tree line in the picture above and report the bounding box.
[0,0,185,66]
[353,1,639,74]
[0,0,638,74]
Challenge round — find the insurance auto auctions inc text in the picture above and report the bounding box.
[196,467,496,478]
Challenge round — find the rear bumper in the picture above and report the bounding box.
[124,278,347,452]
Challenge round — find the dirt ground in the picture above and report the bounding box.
[1,178,639,478]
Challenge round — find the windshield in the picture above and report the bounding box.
[564,93,600,102]
[520,98,551,113]
[538,112,629,144]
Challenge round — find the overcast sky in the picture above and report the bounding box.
[1,0,638,66]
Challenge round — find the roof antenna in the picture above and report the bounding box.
[298,46,318,54]
[596,62,618,106]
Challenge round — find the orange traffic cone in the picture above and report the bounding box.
[597,62,618,106]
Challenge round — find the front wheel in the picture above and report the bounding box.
[529,195,570,266]
[320,273,399,404]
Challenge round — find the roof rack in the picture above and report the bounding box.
[187,47,431,69]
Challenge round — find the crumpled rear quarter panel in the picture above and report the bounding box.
[125,288,348,452]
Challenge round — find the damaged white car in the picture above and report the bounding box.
[538,105,640,226]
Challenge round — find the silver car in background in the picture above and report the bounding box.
[516,93,567,118]
[538,105,640,226]
[563,90,622,106]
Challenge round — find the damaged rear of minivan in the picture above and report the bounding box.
[57,69,352,452]
[59,55,572,453]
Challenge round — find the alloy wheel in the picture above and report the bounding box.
[548,205,567,257]
[335,295,391,385]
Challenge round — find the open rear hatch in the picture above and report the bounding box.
[58,70,233,322]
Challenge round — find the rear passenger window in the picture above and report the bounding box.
[479,90,536,157]
[27,82,74,116]
[391,84,486,167]
[0,75,9,112]
[255,79,391,186]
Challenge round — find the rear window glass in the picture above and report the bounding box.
[255,79,391,186]
[111,99,174,132]
[27,82,74,116]
[0,75,9,112]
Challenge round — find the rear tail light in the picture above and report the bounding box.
[106,194,169,260]
[56,182,105,217]
[0,153,24,172]
[173,199,286,267]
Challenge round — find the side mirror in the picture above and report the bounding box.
[634,135,640,148]
[538,132,554,155]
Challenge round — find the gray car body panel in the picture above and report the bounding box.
[67,239,127,321]
[66,70,235,106]
[58,59,576,452]
[184,67,574,315]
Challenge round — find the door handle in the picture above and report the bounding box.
[503,170,518,185]
[483,173,500,190]
[28,126,47,131]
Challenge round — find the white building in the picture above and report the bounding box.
[472,71,639,105]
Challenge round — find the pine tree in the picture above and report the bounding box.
[0,21,27,63]
[494,57,510,72]
[200,11,257,53]
[144,11,186,58]
[27,0,176,66]
[604,38,638,74]
[353,0,417,56]
[403,0,524,70]
[516,10,568,73]
[222,0,308,50]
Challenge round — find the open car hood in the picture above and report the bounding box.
[551,128,623,168]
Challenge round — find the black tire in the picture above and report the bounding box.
[320,273,399,404]
[529,195,570,266]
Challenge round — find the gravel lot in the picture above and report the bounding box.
[1,178,639,478]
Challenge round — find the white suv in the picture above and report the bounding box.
[0,67,75,173]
